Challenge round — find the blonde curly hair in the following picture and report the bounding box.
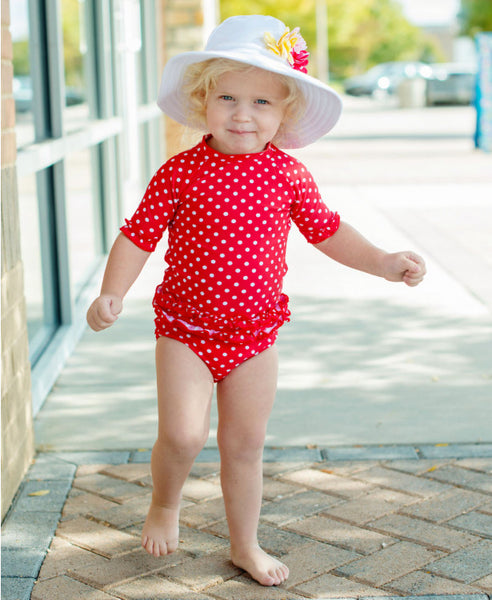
[181,58,306,148]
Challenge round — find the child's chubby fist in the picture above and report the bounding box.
[383,251,426,287]
[86,294,123,331]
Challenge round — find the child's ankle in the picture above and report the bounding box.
[230,540,260,556]
[150,494,181,511]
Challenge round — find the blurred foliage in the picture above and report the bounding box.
[459,0,492,36]
[12,39,30,75]
[61,0,84,88]
[220,0,441,79]
[12,0,84,87]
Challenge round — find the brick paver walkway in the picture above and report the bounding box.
[4,446,491,600]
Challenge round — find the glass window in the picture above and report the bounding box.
[139,122,151,182]
[18,174,44,339]
[64,148,102,298]
[17,172,59,362]
[11,0,35,148]
[12,0,162,411]
[62,0,90,132]
[138,0,158,105]
[134,32,144,105]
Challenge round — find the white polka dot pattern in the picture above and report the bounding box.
[121,135,340,322]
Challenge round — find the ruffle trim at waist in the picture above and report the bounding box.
[152,287,290,343]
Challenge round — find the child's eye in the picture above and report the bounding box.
[220,95,233,101]
[256,99,269,105]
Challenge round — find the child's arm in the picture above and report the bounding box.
[314,221,426,287]
[87,233,152,331]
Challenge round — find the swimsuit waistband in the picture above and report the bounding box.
[152,287,290,343]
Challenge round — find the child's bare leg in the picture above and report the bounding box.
[216,346,289,586]
[142,337,214,557]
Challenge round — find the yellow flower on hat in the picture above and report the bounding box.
[264,27,309,73]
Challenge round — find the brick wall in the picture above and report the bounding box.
[1,0,34,521]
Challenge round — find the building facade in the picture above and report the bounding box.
[2,0,216,519]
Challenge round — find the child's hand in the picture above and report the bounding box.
[86,295,123,331]
[383,251,426,287]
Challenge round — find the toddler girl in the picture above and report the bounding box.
[87,15,426,587]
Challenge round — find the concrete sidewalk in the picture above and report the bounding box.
[32,101,492,451]
[3,99,492,599]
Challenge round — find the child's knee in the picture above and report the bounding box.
[218,430,265,462]
[155,429,207,460]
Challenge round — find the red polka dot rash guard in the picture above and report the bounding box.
[121,136,340,353]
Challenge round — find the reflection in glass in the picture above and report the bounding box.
[11,0,35,147]
[62,0,90,131]
[18,175,45,342]
[65,149,100,297]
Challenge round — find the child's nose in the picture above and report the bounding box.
[232,102,251,121]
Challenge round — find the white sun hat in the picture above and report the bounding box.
[157,14,342,149]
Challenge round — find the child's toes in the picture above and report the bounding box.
[157,540,169,557]
[281,564,290,581]
[266,567,281,586]
[273,565,289,585]
[142,537,153,555]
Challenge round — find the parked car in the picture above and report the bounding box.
[426,63,476,105]
[344,61,433,97]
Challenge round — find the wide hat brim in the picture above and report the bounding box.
[157,15,342,149]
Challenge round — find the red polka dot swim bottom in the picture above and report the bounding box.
[155,324,278,382]
[152,290,289,382]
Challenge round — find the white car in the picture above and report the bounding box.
[426,63,477,105]
[343,61,433,97]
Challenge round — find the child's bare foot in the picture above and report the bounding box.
[231,545,289,586]
[141,502,179,557]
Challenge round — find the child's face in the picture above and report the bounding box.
[205,67,287,155]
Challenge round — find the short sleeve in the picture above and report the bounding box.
[120,165,178,252]
[290,164,340,244]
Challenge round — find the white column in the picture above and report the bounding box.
[202,0,219,46]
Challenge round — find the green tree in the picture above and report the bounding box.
[220,0,437,79]
[220,0,319,61]
[325,0,432,76]
[12,0,84,87]
[62,0,84,88]
[459,0,492,36]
